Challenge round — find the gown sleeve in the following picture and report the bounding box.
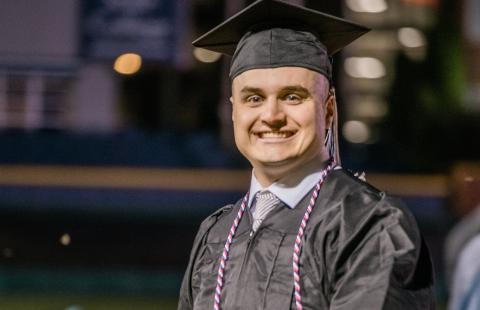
[328,195,435,310]
[177,204,234,310]
[177,223,208,310]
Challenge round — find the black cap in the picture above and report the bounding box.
[193,0,369,80]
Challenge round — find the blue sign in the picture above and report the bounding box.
[82,0,185,62]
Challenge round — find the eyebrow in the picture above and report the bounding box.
[239,85,310,95]
[239,87,264,94]
[279,86,310,96]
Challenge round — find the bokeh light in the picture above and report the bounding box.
[113,53,142,75]
[398,27,426,48]
[344,57,386,79]
[346,0,388,13]
[342,120,370,143]
[193,47,222,63]
[60,233,71,246]
[350,97,388,119]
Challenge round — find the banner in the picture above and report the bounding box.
[82,0,185,62]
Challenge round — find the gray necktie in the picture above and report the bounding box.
[252,191,280,231]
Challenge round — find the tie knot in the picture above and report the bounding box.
[255,190,277,201]
[252,191,280,232]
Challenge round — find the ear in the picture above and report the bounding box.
[230,96,235,122]
[324,91,335,129]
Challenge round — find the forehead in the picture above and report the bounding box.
[232,67,328,91]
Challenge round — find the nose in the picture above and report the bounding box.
[260,98,286,128]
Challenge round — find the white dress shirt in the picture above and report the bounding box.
[247,160,340,216]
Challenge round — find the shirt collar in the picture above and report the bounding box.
[248,160,339,209]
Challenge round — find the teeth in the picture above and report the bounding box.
[259,132,292,138]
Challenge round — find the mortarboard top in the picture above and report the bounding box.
[192,0,370,56]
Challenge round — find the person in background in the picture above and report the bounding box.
[449,234,480,310]
[178,1,435,309]
[445,163,480,310]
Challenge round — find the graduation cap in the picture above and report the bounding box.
[193,0,370,80]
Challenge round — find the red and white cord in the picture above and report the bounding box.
[292,164,333,310]
[213,192,249,310]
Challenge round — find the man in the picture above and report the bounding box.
[178,0,435,309]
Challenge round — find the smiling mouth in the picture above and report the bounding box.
[255,131,296,139]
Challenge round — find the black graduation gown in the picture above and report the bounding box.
[178,169,435,310]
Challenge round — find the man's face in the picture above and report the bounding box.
[231,67,331,178]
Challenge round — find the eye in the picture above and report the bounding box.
[246,95,263,104]
[284,94,302,104]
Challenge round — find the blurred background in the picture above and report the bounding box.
[0,0,479,309]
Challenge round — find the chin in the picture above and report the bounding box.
[257,156,300,168]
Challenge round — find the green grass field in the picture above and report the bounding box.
[0,294,178,310]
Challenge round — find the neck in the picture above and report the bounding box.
[253,151,331,188]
